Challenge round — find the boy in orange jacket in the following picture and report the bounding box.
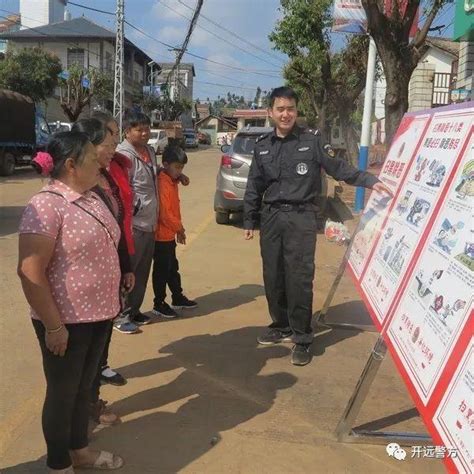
[152,146,197,318]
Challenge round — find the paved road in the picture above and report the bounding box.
[0,147,443,473]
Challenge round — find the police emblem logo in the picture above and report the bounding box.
[296,162,309,175]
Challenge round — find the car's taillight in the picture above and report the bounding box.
[221,155,243,169]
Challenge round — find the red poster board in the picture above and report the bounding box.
[347,102,474,473]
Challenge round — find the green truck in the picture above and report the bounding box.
[0,89,51,176]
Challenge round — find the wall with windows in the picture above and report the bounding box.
[8,40,103,70]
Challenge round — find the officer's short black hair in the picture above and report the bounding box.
[269,86,299,107]
[162,146,188,165]
[122,109,151,130]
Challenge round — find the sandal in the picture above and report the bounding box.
[89,400,121,426]
[75,450,124,470]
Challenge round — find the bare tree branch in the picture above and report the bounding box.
[412,0,445,48]
[402,0,421,38]
[362,0,386,33]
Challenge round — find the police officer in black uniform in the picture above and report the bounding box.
[243,86,392,366]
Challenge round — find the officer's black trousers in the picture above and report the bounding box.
[259,207,317,344]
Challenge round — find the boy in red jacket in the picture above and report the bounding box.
[152,146,197,318]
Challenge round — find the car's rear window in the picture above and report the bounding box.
[232,134,260,156]
[149,132,158,139]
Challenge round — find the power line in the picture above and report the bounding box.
[124,21,282,78]
[194,79,258,92]
[177,0,286,65]
[67,1,115,16]
[57,2,282,78]
[160,0,283,69]
[166,0,204,95]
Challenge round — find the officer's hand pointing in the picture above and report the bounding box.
[372,182,394,198]
[244,229,254,240]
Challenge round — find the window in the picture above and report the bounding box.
[67,48,84,68]
[232,133,260,156]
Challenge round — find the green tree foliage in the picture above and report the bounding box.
[362,0,448,144]
[0,47,62,102]
[58,64,113,122]
[138,88,192,122]
[270,0,371,164]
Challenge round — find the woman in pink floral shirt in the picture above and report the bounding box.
[18,132,124,472]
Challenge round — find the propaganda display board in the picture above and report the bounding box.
[347,102,473,472]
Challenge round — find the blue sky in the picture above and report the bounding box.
[0,0,455,102]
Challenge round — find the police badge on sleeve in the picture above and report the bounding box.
[296,162,309,175]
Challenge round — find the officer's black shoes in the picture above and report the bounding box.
[257,328,293,345]
[291,343,313,366]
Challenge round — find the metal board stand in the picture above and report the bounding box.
[315,228,432,446]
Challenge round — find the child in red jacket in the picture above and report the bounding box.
[151,146,197,318]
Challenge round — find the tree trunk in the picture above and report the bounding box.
[339,113,359,166]
[384,65,411,146]
[372,36,415,146]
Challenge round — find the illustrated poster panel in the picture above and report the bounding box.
[360,110,473,325]
[349,114,431,280]
[386,134,474,404]
[433,341,474,474]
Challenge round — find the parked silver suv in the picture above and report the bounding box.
[214,126,328,225]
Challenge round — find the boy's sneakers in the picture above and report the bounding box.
[171,295,198,309]
[113,320,139,334]
[152,302,178,319]
[257,328,293,345]
[132,312,152,325]
[100,366,127,386]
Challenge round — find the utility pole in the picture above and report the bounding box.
[113,0,124,134]
[354,37,377,213]
[169,47,181,102]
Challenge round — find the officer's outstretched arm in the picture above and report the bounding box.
[315,135,379,189]
[243,154,265,232]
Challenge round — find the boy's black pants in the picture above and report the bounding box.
[152,240,183,305]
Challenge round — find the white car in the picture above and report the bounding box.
[148,129,168,154]
[48,121,72,133]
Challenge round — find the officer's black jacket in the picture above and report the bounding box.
[243,126,379,229]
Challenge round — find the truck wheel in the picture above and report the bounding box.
[215,211,230,225]
[0,152,15,176]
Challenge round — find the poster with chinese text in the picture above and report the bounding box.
[386,134,474,404]
[433,341,474,473]
[360,109,473,326]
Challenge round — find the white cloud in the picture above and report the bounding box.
[205,53,243,69]
[151,1,190,20]
[159,25,187,45]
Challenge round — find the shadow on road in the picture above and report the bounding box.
[317,300,375,329]
[311,300,372,357]
[145,283,265,321]
[2,456,46,473]
[105,326,297,472]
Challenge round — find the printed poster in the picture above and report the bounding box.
[349,114,430,280]
[332,0,367,34]
[386,135,474,403]
[433,341,474,473]
[360,110,473,325]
